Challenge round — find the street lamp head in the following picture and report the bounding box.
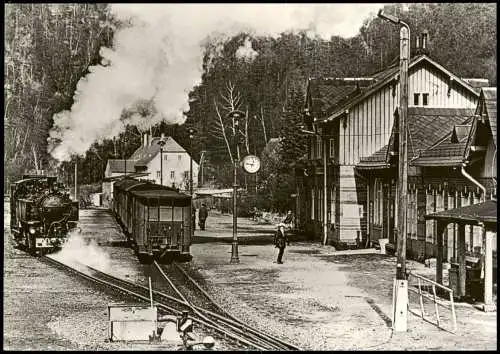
[377,9,400,25]
[226,109,245,121]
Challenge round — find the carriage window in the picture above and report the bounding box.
[173,207,184,221]
[160,206,173,221]
[149,206,159,220]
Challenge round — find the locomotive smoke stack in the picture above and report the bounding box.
[47,4,381,162]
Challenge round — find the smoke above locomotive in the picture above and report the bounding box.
[47,3,382,162]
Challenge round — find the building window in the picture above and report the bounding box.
[374,179,383,225]
[426,189,436,243]
[178,155,182,161]
[408,188,418,240]
[330,186,336,225]
[170,171,175,180]
[311,189,315,220]
[413,93,420,106]
[422,93,429,106]
[329,138,335,159]
[316,136,323,159]
[447,192,457,261]
[164,155,168,161]
[184,171,189,179]
[156,171,161,179]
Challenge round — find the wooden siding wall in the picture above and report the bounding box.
[339,64,478,166]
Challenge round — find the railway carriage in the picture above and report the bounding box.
[113,178,192,263]
[10,175,79,255]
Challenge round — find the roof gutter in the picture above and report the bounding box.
[461,163,487,202]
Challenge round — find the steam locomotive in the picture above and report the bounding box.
[10,175,79,255]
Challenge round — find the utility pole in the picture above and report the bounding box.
[377,9,409,332]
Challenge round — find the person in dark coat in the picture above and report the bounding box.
[198,203,208,230]
[274,223,289,264]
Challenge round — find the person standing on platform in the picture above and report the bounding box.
[274,223,289,264]
[198,203,208,230]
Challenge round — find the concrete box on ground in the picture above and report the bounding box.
[108,303,157,341]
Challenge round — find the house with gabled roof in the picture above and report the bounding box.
[298,53,482,248]
[102,133,199,208]
[128,133,199,191]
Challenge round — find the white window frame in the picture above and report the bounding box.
[329,138,335,159]
[311,188,315,220]
[156,171,161,179]
[425,189,436,243]
[170,171,175,180]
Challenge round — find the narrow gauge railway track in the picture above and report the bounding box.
[154,261,301,351]
[39,256,289,351]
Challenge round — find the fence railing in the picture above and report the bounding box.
[407,272,457,333]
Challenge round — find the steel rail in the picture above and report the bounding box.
[155,261,300,350]
[153,262,280,350]
[40,256,269,351]
[173,262,301,351]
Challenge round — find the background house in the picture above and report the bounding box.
[102,133,199,208]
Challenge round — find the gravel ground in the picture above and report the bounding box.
[187,213,497,351]
[4,201,496,350]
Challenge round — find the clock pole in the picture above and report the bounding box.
[228,110,245,264]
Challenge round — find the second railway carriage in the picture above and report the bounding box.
[113,178,192,263]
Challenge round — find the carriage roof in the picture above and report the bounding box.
[131,188,191,206]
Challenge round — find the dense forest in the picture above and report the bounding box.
[4,3,496,211]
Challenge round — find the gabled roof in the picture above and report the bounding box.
[464,87,497,161]
[425,200,496,229]
[356,144,391,170]
[131,136,187,167]
[357,108,475,169]
[411,119,473,167]
[482,87,497,145]
[106,159,138,173]
[306,77,374,118]
[326,55,479,122]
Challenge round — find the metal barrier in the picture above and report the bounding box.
[407,273,457,333]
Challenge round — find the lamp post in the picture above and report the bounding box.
[228,110,245,264]
[157,139,166,185]
[378,9,410,332]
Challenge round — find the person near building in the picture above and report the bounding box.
[198,203,208,230]
[274,223,289,264]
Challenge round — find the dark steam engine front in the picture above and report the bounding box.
[10,175,79,255]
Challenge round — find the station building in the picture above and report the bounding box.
[297,53,483,248]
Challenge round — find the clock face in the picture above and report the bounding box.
[242,155,261,174]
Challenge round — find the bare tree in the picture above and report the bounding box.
[213,80,249,163]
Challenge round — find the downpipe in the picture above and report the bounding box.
[461,165,486,202]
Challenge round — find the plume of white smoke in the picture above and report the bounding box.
[236,37,259,62]
[52,230,111,272]
[48,3,382,161]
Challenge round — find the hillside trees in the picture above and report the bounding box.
[4,3,115,187]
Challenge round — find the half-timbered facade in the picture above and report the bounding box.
[298,54,481,247]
